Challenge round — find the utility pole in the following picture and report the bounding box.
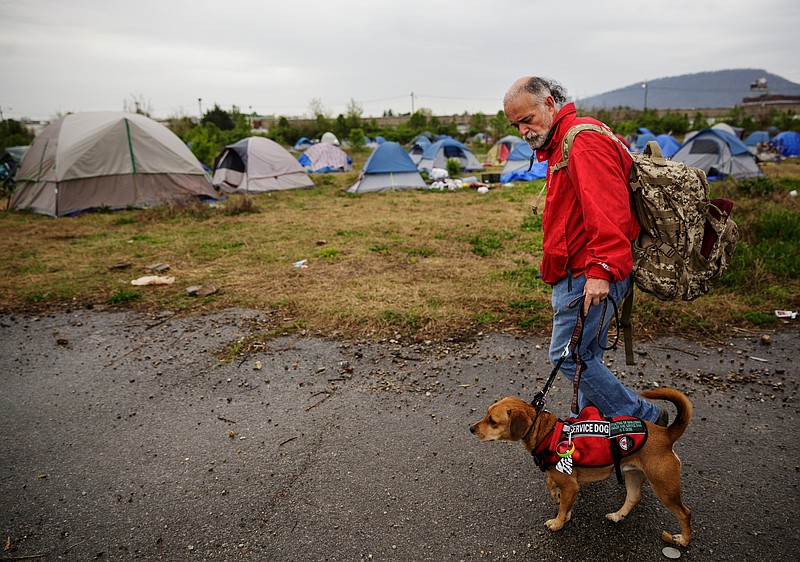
[410,92,415,114]
[198,98,203,121]
[642,81,648,110]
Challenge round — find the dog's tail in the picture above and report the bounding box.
[639,388,693,443]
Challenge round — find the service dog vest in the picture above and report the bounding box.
[532,406,648,472]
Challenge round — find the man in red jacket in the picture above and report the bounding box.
[503,76,666,425]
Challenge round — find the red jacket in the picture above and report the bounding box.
[535,103,639,285]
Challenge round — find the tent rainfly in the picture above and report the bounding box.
[9,112,217,217]
[212,137,314,193]
[347,142,426,193]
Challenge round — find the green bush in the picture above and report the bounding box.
[446,158,461,178]
[348,128,367,153]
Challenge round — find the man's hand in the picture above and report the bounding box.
[583,277,610,314]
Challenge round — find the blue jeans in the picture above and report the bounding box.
[549,273,660,421]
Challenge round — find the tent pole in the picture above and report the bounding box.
[124,118,141,203]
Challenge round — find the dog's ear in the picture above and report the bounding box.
[508,407,531,440]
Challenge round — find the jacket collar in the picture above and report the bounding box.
[537,102,577,161]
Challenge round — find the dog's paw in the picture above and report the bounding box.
[545,518,564,531]
[662,530,690,547]
[606,512,625,523]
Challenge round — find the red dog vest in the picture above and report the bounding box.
[532,406,648,470]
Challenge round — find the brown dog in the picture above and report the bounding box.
[470,388,692,546]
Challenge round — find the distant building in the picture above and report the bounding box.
[741,94,800,117]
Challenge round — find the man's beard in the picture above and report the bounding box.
[523,130,549,150]
[522,110,554,150]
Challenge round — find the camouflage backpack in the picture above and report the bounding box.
[551,124,739,362]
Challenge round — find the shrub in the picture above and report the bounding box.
[446,158,461,178]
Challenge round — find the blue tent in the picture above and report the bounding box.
[672,128,761,179]
[292,137,314,152]
[416,138,482,172]
[347,142,426,193]
[654,134,681,158]
[407,136,431,165]
[632,132,657,152]
[499,142,548,182]
[773,131,800,158]
[744,131,771,147]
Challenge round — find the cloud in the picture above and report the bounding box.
[2,0,798,120]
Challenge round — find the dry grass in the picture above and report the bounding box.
[1,156,798,342]
[0,160,548,339]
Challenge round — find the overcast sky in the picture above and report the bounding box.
[2,0,798,122]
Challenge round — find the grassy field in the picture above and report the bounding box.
[1,154,799,344]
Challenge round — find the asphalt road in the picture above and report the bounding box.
[1,308,798,561]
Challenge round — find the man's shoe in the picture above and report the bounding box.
[655,408,669,427]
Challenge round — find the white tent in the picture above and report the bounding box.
[9,112,217,217]
[212,137,314,193]
[320,132,340,146]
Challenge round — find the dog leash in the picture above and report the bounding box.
[531,295,587,413]
[531,294,621,414]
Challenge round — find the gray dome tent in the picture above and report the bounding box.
[9,112,217,216]
[212,137,314,193]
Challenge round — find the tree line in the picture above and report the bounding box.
[1,103,797,169]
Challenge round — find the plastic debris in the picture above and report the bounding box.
[775,310,797,319]
[131,276,175,286]
[293,259,309,268]
[477,186,489,194]
[429,168,448,180]
[428,178,464,191]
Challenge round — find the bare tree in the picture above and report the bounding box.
[308,98,330,119]
[124,93,153,116]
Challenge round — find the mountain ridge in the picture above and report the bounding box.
[575,69,800,110]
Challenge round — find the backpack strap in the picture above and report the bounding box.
[549,123,628,174]
[620,283,635,365]
[642,140,667,163]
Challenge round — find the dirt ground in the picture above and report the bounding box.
[1,307,798,561]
